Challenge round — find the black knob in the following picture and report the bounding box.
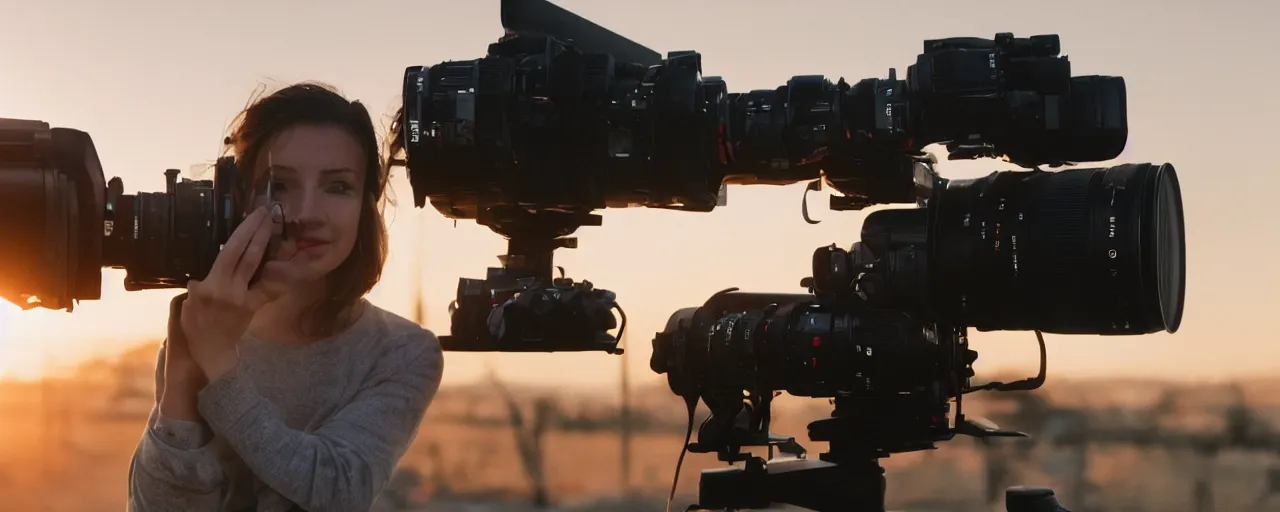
[1006,486,1071,512]
[164,168,180,193]
[650,332,672,374]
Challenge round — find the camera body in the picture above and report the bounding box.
[400,29,1127,222]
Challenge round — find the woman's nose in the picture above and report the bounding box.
[283,186,323,223]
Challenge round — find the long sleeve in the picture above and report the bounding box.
[127,340,228,511]
[197,329,443,512]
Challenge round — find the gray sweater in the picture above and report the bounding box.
[127,300,444,512]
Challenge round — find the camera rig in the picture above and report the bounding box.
[648,152,1181,512]
[396,0,1142,357]
[395,1,1183,511]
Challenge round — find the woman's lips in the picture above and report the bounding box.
[295,238,329,252]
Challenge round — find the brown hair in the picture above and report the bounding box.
[224,82,390,338]
[385,105,408,170]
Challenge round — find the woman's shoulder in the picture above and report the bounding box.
[358,302,443,369]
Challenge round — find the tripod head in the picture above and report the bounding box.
[440,210,624,353]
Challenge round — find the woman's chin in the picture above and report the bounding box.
[274,260,327,284]
[268,247,344,286]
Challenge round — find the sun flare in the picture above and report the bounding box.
[0,270,181,381]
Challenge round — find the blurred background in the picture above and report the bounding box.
[2,0,1278,510]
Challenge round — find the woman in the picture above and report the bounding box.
[127,83,444,512]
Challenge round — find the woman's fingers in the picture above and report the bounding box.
[167,292,192,352]
[233,213,275,286]
[207,207,269,282]
[273,212,299,262]
[264,204,285,262]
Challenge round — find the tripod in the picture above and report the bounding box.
[682,392,1065,512]
[688,427,1072,512]
[684,394,929,512]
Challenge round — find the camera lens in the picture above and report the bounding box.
[130,191,173,285]
[0,122,105,309]
[107,170,220,290]
[931,163,1185,335]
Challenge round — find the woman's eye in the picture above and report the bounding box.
[328,182,355,194]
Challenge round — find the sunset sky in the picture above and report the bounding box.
[2,0,1277,387]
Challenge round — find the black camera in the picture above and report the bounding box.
[0,118,252,311]
[651,160,1183,511]
[399,0,1135,357]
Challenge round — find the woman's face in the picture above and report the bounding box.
[255,123,366,283]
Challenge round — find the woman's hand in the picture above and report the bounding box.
[159,294,208,420]
[182,205,300,381]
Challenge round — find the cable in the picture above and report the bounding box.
[666,395,699,512]
[964,330,1047,394]
[613,303,627,353]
